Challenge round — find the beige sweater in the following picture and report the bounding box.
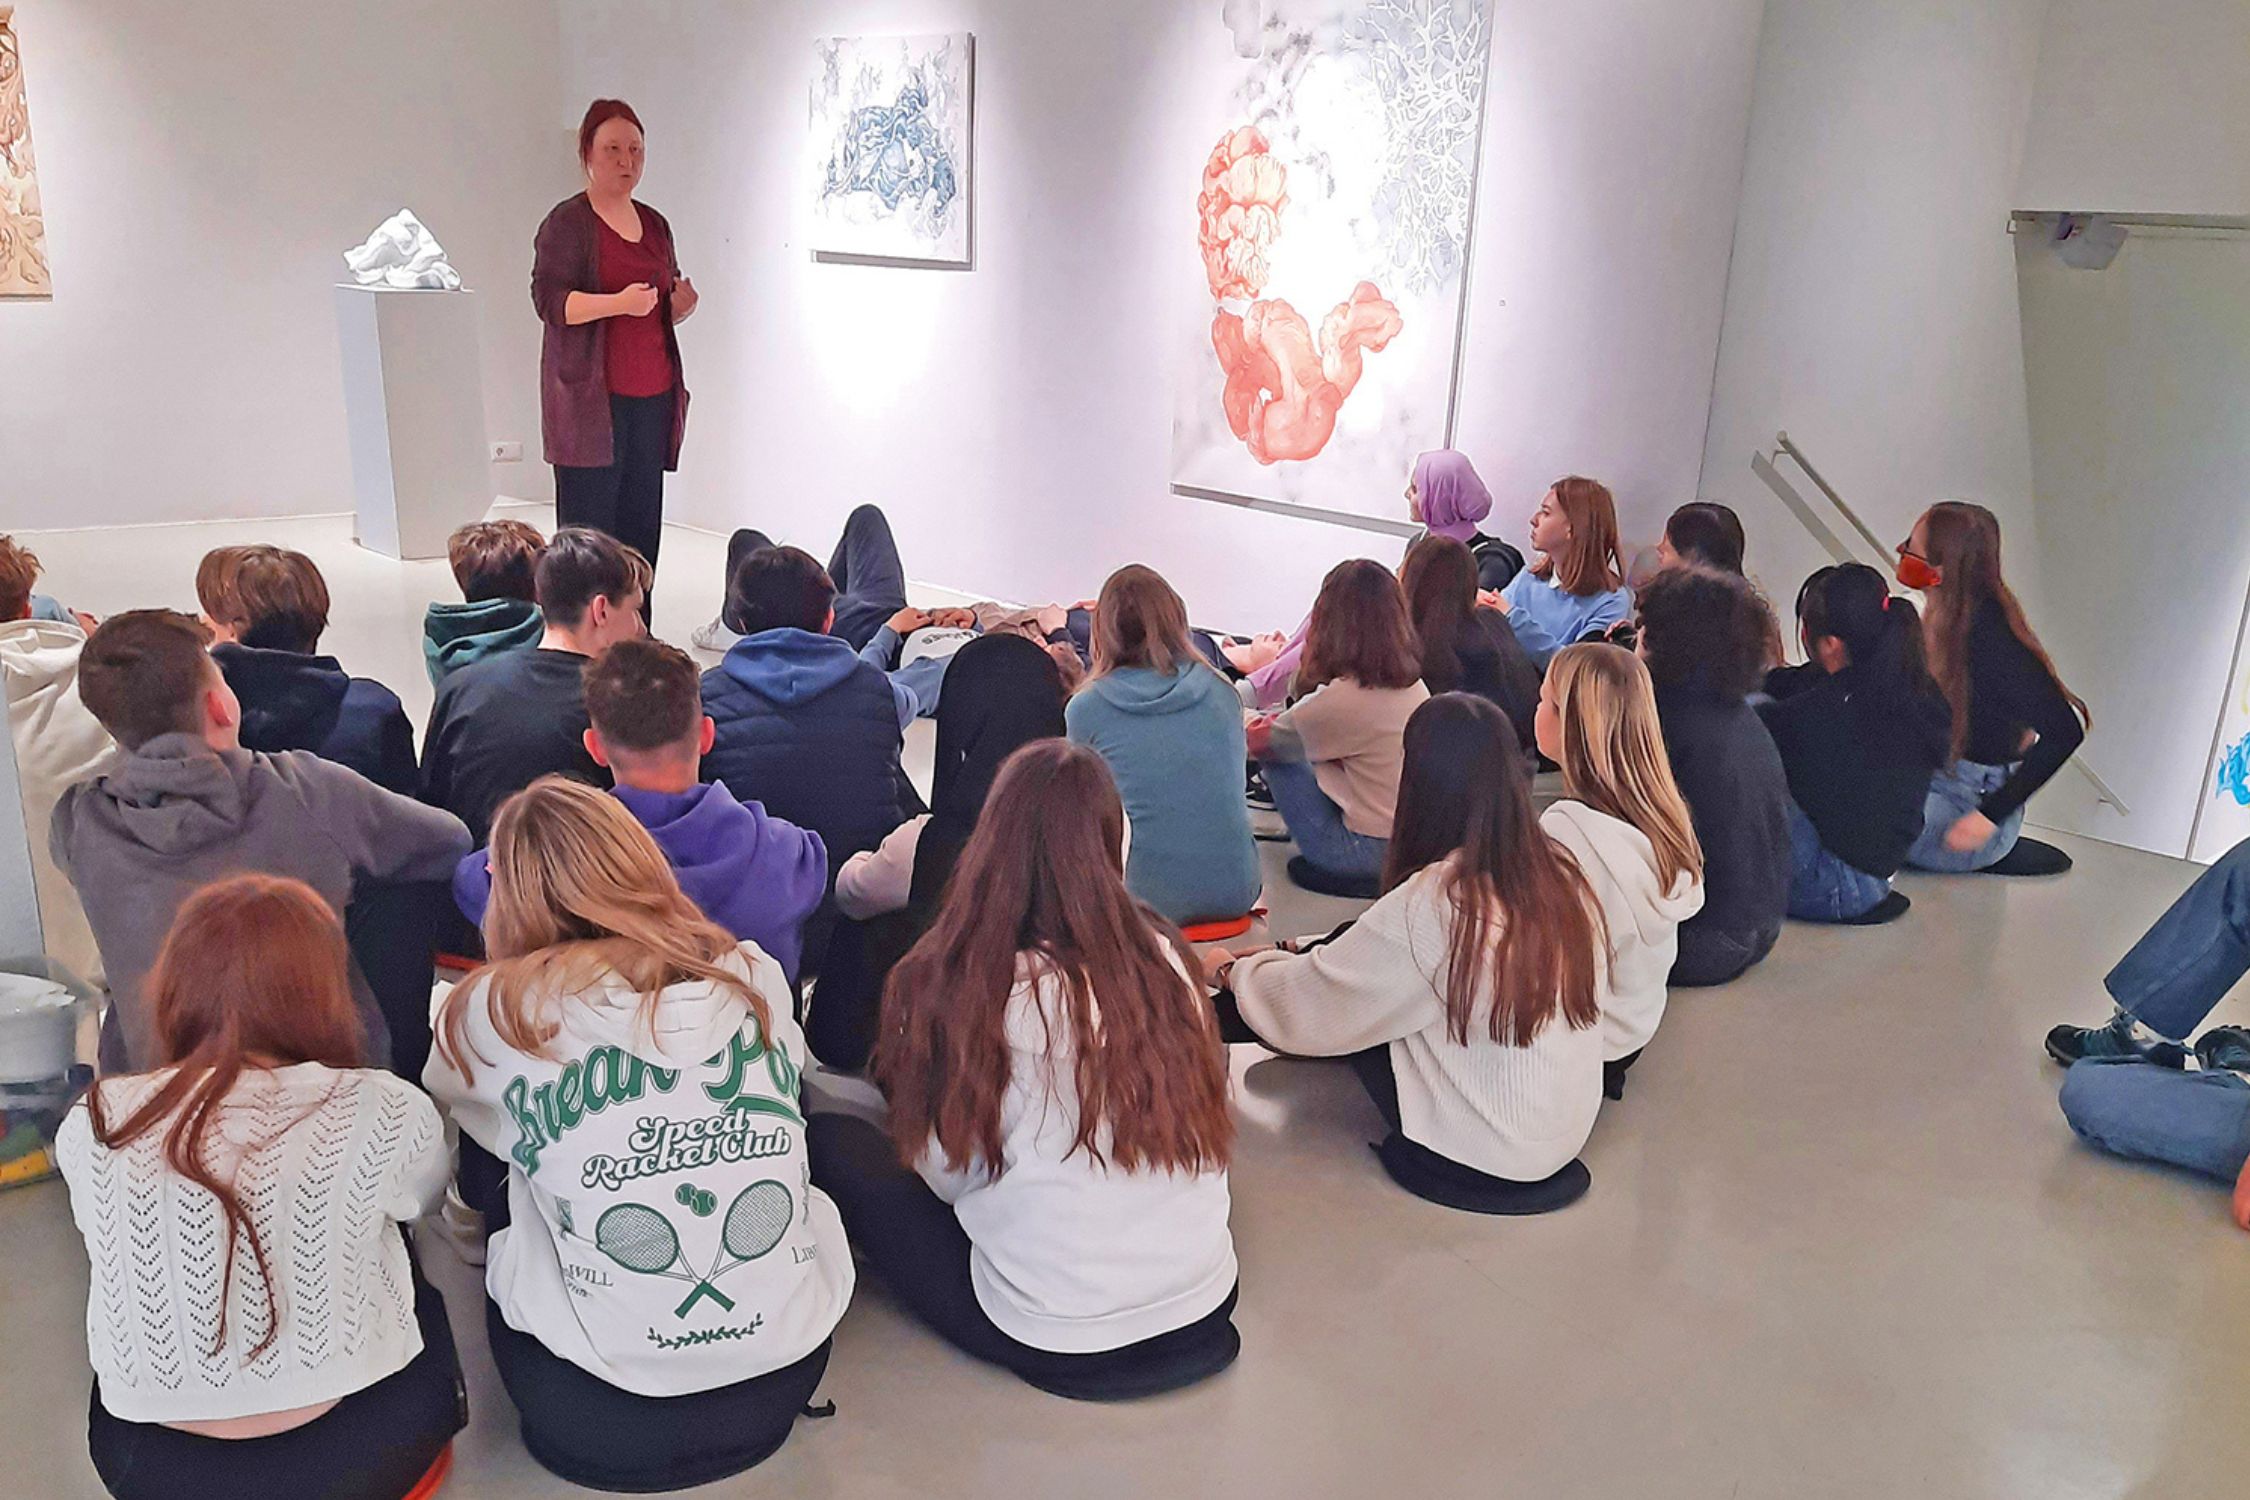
[1271,677,1429,838]
[1230,861,1604,1181]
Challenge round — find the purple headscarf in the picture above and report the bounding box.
[1413,450,1493,543]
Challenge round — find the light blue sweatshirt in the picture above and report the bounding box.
[1498,570,1632,666]
[1066,664,1263,925]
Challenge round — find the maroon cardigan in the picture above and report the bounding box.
[531,193,691,470]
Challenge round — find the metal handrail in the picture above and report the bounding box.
[1752,432,2130,817]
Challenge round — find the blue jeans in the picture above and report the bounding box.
[1784,803,1892,922]
[1261,757,1387,879]
[2104,835,2250,1040]
[1904,759,2025,872]
[2060,1059,2250,1184]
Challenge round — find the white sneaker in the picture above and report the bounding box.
[431,1187,488,1268]
[691,617,741,653]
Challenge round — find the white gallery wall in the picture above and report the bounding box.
[558,0,1764,630]
[0,0,572,533]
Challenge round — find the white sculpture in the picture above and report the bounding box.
[344,209,462,290]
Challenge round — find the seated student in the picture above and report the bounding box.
[53,611,470,1073]
[1759,564,1952,923]
[1634,566,1791,987]
[702,545,924,887]
[426,778,851,1491]
[423,519,548,688]
[421,526,645,845]
[1898,501,2087,876]
[2044,835,2250,1230]
[195,545,417,795]
[693,502,908,654]
[0,534,116,987]
[810,740,1240,1398]
[1250,560,1429,898]
[1213,694,1606,1210]
[57,875,463,1500]
[452,638,827,984]
[1535,644,1706,1099]
[1493,476,1632,667]
[1654,501,1785,668]
[1066,565,1262,926]
[814,633,1068,1070]
[1399,534,1542,755]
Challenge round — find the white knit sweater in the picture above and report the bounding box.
[55,1064,448,1424]
[1230,861,1604,1181]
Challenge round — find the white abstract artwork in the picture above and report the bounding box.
[808,33,974,265]
[343,209,461,290]
[1171,0,1493,521]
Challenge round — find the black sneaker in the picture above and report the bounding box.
[2193,1025,2250,1074]
[2044,1014,2187,1068]
[1246,768,1275,811]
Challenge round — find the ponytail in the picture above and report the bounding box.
[1798,564,1951,760]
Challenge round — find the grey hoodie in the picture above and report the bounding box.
[50,734,472,1072]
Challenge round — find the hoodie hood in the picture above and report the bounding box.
[1542,798,1705,942]
[0,617,93,700]
[538,945,772,1068]
[51,733,257,860]
[213,643,350,754]
[720,628,866,706]
[1085,663,1227,718]
[423,597,545,681]
[613,782,776,883]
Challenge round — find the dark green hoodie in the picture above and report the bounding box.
[422,598,544,688]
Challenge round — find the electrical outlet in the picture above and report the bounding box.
[490,440,524,463]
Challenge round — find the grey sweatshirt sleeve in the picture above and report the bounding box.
[286,752,474,882]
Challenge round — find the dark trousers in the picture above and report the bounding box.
[343,879,449,1087]
[88,1264,464,1500]
[485,1302,829,1494]
[805,1114,1241,1400]
[722,504,906,650]
[556,390,673,610]
[1670,918,1781,988]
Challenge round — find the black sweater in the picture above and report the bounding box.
[1656,686,1791,945]
[1758,663,1951,878]
[419,647,608,844]
[1956,598,2085,823]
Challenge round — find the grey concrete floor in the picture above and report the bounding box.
[7,514,2247,1497]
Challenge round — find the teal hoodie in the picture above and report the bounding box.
[1066,664,1262,925]
[422,598,545,688]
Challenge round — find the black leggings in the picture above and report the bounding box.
[556,390,673,610]
[484,1303,830,1494]
[722,504,907,651]
[87,1264,464,1500]
[805,1114,1241,1400]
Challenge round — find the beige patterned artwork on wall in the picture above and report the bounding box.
[0,6,52,298]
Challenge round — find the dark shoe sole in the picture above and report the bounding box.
[1838,890,1912,926]
[1985,837,2074,877]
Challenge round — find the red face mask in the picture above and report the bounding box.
[1895,551,1943,592]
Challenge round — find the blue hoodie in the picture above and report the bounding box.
[453,781,829,982]
[1066,663,1263,924]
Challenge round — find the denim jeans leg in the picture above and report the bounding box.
[2103,836,2250,1039]
[1906,761,2025,873]
[2059,1058,2250,1184]
[828,505,909,651]
[1261,758,1385,878]
[1784,803,1891,921]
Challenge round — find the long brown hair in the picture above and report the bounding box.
[876,740,1232,1177]
[1087,563,1199,680]
[1545,644,1704,893]
[1916,502,2089,758]
[1399,534,1481,691]
[1299,558,1422,693]
[436,778,774,1081]
[84,876,367,1360]
[1382,695,1607,1045]
[1530,476,1625,597]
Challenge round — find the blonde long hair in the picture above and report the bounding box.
[435,777,772,1082]
[1546,644,1703,894]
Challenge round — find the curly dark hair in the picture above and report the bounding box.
[1634,565,1777,701]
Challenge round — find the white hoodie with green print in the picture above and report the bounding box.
[426,942,853,1397]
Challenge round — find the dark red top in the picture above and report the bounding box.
[595,210,676,399]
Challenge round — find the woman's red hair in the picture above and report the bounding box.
[1530,476,1625,598]
[578,99,644,164]
[83,876,366,1359]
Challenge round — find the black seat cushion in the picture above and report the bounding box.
[1372,1134,1591,1216]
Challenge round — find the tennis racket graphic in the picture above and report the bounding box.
[595,1203,736,1316]
[674,1180,795,1318]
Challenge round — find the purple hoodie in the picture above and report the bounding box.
[453,782,828,982]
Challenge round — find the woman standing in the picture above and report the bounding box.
[532,99,698,605]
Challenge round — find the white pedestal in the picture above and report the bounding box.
[335,285,492,560]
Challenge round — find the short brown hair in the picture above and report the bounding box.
[1635,564,1778,702]
[584,638,701,755]
[195,546,331,654]
[448,520,546,604]
[0,535,40,622]
[537,528,650,628]
[79,610,217,749]
[1301,558,1423,693]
